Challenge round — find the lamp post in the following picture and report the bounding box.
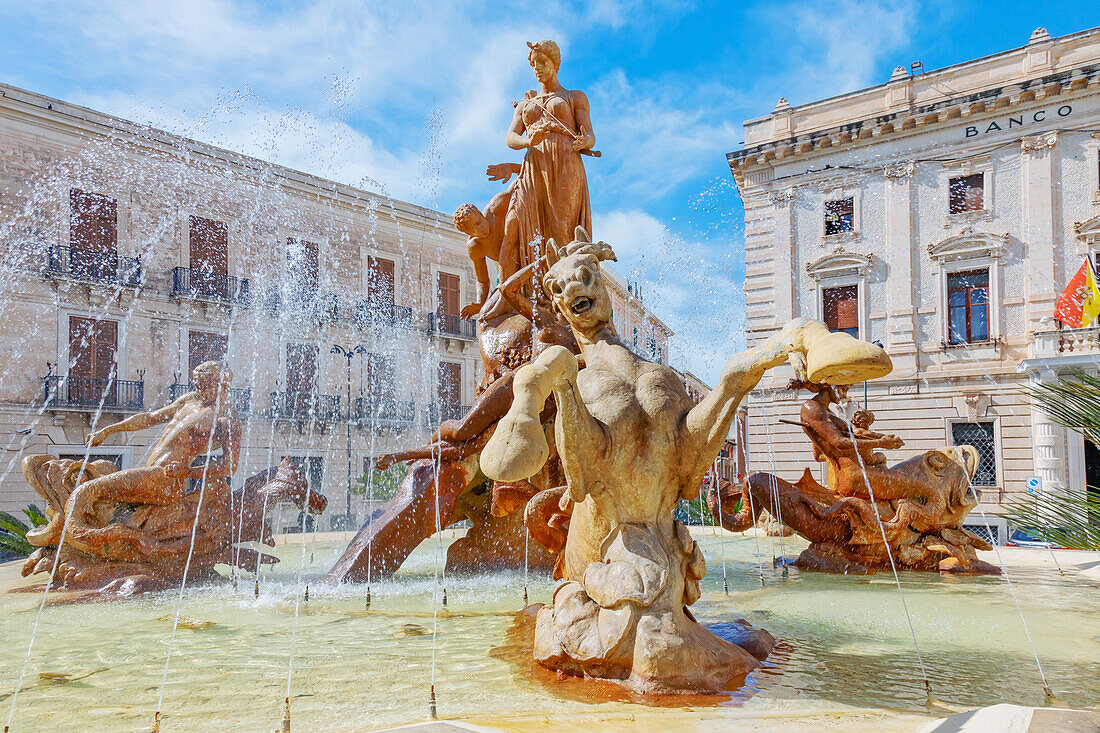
[332,344,367,528]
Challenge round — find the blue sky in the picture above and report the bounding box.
[1,1,1098,382]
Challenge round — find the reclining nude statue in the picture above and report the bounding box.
[708,380,1000,575]
[19,361,326,597]
[480,227,894,694]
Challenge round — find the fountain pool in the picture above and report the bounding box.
[1,529,1096,732]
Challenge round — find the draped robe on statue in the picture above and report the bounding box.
[507,90,592,273]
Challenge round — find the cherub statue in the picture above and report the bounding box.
[480,226,893,693]
[453,162,522,318]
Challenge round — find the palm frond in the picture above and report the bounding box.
[0,511,29,537]
[1002,488,1100,550]
[1025,371,1100,447]
[0,531,34,556]
[23,504,48,528]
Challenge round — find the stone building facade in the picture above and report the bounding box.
[727,27,1100,540]
[0,81,671,525]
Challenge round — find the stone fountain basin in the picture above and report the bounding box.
[0,529,1096,732]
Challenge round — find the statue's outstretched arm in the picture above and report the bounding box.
[482,345,607,501]
[684,319,892,482]
[88,402,180,446]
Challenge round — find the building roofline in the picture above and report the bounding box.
[751,26,1099,123]
[726,25,1100,169]
[0,80,456,229]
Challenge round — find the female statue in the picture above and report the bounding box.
[501,40,595,288]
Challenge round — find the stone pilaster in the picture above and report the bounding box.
[769,188,797,325]
[1021,132,1060,329]
[1028,367,1067,492]
[883,161,917,376]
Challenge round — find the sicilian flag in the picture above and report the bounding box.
[1055,257,1100,328]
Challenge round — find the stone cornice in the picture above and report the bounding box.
[927,226,1009,263]
[727,65,1100,187]
[805,247,875,281]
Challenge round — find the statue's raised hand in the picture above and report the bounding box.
[87,428,110,448]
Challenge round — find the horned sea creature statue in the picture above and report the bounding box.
[708,380,1000,575]
[18,361,326,597]
[481,227,894,693]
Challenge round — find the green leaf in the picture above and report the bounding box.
[1002,487,1100,550]
[0,511,29,537]
[23,504,48,528]
[0,530,33,556]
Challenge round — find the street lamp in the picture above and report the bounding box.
[332,343,367,528]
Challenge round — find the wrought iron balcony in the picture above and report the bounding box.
[354,299,415,329]
[270,391,342,423]
[426,402,472,426]
[427,312,477,340]
[42,375,144,411]
[351,397,415,429]
[171,267,250,304]
[44,245,142,287]
[266,290,339,321]
[167,382,252,415]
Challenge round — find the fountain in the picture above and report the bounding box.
[709,379,1001,575]
[0,32,1097,733]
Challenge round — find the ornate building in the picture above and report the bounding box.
[727,27,1100,541]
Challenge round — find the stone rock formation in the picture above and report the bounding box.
[709,380,1000,575]
[481,227,893,694]
[19,362,326,597]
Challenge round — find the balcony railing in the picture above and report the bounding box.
[266,290,339,321]
[426,402,472,426]
[1030,326,1100,359]
[355,299,415,329]
[270,391,341,423]
[45,245,142,287]
[351,397,415,429]
[427,312,477,340]
[42,375,144,411]
[168,382,252,415]
[171,267,250,304]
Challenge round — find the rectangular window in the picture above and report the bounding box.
[189,216,228,297]
[951,421,997,487]
[437,272,460,316]
[823,285,859,338]
[68,316,118,403]
[947,269,990,343]
[367,256,395,304]
[188,331,228,374]
[69,189,118,279]
[287,238,319,302]
[949,173,984,214]
[286,343,318,395]
[366,353,395,401]
[824,197,854,235]
[437,361,461,405]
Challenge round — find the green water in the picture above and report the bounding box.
[0,532,1096,732]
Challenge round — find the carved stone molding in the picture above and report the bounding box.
[805,247,875,282]
[820,230,861,248]
[954,393,990,421]
[883,161,916,179]
[1020,132,1058,153]
[928,226,1008,263]
[1074,214,1100,252]
[768,188,795,206]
